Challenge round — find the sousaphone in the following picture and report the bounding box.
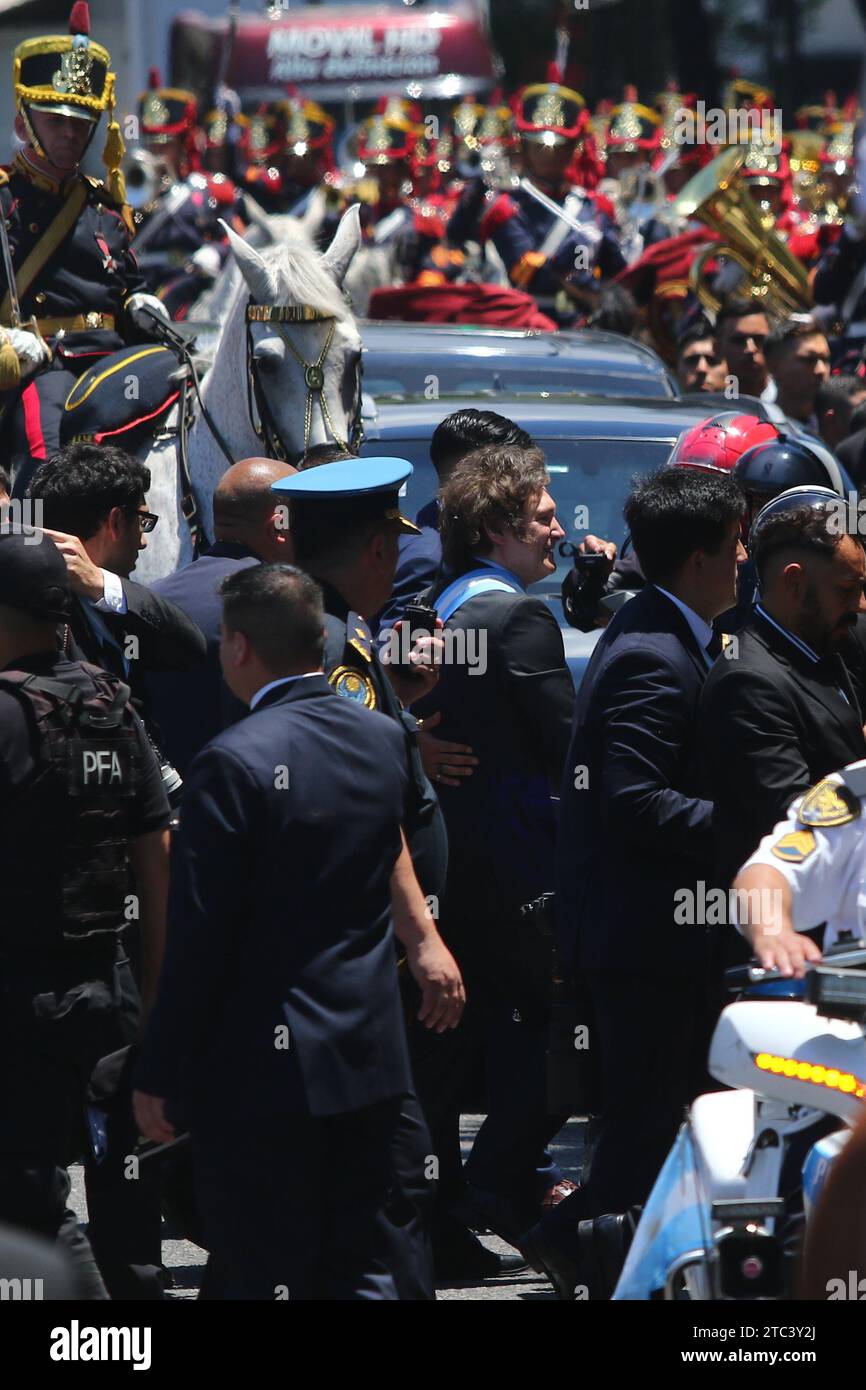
[673,144,812,317]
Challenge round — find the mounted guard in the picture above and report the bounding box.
[0,0,174,493]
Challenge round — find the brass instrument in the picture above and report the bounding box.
[672,145,812,317]
[122,148,171,211]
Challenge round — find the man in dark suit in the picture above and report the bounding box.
[276,458,500,1278]
[26,444,205,706]
[133,564,462,1298]
[700,497,866,906]
[524,466,746,1296]
[145,456,295,775]
[410,441,576,1265]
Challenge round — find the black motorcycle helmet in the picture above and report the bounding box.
[733,433,847,534]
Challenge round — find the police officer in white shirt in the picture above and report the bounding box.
[733,760,866,975]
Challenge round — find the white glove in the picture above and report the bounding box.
[126,292,171,333]
[189,244,222,280]
[5,327,50,378]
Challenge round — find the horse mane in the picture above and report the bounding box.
[256,235,354,326]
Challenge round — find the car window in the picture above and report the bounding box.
[362,435,675,593]
[362,358,672,401]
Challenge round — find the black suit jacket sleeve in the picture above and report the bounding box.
[134,745,261,1098]
[498,597,575,787]
[598,647,713,856]
[116,578,207,671]
[701,666,818,852]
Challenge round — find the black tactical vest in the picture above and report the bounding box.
[0,664,142,946]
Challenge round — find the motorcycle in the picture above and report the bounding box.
[613,939,866,1300]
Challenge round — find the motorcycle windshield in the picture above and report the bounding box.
[613,1120,713,1300]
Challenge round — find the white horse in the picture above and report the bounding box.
[133,204,363,584]
[187,201,312,364]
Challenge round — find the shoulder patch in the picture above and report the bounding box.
[797,777,860,829]
[771,828,817,863]
[328,664,377,709]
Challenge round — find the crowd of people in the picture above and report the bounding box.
[6,0,866,1307]
[5,393,866,1301]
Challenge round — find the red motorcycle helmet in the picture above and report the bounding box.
[668,412,781,475]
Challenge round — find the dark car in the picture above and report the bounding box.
[360,322,677,402]
[361,393,719,684]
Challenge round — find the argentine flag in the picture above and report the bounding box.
[613,1122,712,1300]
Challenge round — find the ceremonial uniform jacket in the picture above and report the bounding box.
[812,222,866,323]
[0,153,145,362]
[133,174,242,299]
[475,179,626,313]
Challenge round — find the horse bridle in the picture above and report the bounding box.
[245,300,363,463]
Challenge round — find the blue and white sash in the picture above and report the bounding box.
[434,563,525,623]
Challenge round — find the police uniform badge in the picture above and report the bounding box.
[797,777,860,828]
[771,829,817,863]
[329,664,377,709]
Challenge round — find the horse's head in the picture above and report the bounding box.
[222,205,363,464]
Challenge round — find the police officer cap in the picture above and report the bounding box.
[0,531,72,621]
[272,456,421,533]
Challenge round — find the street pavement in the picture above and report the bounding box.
[69,1115,586,1301]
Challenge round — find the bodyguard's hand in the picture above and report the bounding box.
[43,529,105,601]
[406,932,466,1032]
[384,618,445,706]
[418,710,478,787]
[133,1089,176,1145]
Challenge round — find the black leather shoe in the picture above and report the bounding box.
[519,1221,583,1300]
[450,1185,534,1246]
[433,1226,529,1282]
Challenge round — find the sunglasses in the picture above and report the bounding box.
[133,510,159,533]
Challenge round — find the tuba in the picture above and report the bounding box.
[122,149,171,211]
[672,145,812,317]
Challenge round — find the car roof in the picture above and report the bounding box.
[361,320,672,377]
[362,393,713,440]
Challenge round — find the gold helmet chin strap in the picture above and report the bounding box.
[20,105,46,160]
